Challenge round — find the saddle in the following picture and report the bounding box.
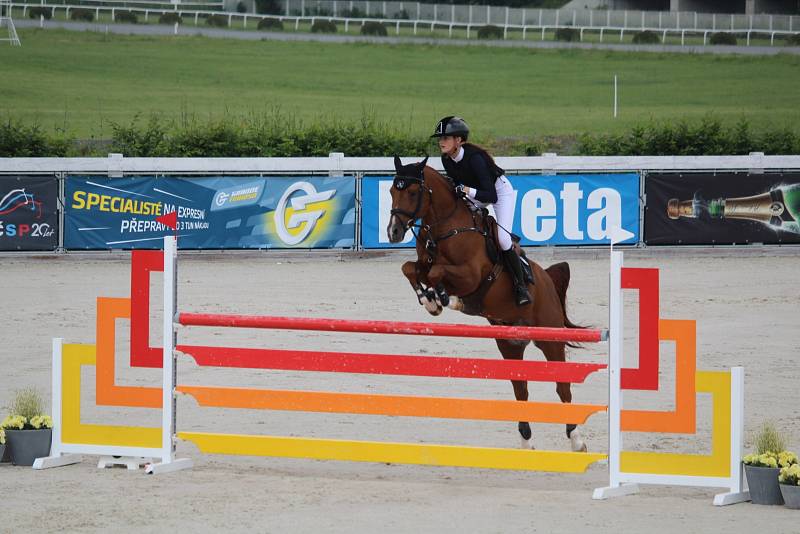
[471,206,534,285]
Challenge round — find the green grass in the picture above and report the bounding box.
[2,28,799,141]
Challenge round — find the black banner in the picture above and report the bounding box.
[645,172,800,245]
[0,176,59,251]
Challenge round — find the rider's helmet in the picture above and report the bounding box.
[431,116,470,141]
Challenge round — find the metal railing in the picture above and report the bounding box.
[22,0,224,11]
[278,1,799,33]
[14,1,800,46]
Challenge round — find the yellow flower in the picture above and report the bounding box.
[780,464,800,486]
[778,451,798,468]
[29,415,53,430]
[0,428,5,444]
[0,415,26,430]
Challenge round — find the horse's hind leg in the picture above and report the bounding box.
[535,340,587,452]
[495,339,535,450]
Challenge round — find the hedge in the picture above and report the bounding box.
[2,115,798,157]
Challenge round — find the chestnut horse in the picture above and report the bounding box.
[386,157,587,452]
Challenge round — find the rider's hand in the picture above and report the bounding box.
[455,184,471,197]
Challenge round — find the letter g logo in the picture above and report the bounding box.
[274,182,336,245]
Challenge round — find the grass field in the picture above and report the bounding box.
[1,27,799,141]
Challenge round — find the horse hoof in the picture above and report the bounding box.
[520,437,535,450]
[570,429,587,452]
[447,296,464,312]
[422,298,439,315]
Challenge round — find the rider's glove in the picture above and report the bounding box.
[455,184,468,197]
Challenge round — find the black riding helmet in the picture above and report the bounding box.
[431,116,470,141]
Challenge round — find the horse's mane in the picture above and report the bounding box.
[422,165,457,195]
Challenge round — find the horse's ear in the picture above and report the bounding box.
[393,156,402,172]
[418,156,429,169]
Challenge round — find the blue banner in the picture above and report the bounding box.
[361,174,640,248]
[65,176,356,249]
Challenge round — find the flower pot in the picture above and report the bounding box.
[745,464,784,505]
[5,428,52,466]
[781,483,800,510]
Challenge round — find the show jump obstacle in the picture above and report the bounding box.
[34,236,749,505]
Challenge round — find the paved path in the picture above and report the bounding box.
[15,19,800,55]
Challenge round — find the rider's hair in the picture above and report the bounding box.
[463,143,499,170]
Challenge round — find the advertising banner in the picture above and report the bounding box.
[64,176,356,249]
[0,176,59,251]
[644,173,800,245]
[361,173,640,248]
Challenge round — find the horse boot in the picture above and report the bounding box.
[502,248,532,306]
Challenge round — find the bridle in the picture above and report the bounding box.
[389,171,431,230]
[390,167,486,262]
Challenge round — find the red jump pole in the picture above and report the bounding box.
[178,313,608,343]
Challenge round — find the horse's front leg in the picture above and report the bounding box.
[401,261,440,315]
[427,262,481,313]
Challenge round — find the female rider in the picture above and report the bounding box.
[431,116,531,306]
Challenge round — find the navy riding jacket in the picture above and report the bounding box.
[441,144,505,204]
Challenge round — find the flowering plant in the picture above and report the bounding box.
[778,451,799,468]
[1,415,26,430]
[1,388,52,430]
[29,415,53,429]
[780,464,800,487]
[743,452,779,468]
[0,428,5,445]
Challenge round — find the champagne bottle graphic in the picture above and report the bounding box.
[667,184,800,234]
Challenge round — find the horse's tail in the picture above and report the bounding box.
[544,262,585,348]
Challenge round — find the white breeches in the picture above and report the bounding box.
[472,175,515,251]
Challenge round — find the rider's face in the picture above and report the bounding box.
[438,135,462,156]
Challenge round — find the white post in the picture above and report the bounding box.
[161,234,176,465]
[711,367,750,505]
[613,75,617,118]
[451,4,454,24]
[592,250,638,500]
[31,339,82,469]
[144,236,192,475]
[50,338,64,459]
[468,5,472,25]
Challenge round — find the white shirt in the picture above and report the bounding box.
[450,146,465,163]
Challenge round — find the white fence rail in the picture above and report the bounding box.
[280,1,799,33]
[13,1,800,45]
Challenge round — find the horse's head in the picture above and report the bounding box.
[387,156,430,243]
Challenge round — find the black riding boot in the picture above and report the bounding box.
[502,249,532,306]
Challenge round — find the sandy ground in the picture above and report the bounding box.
[1,247,798,533]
